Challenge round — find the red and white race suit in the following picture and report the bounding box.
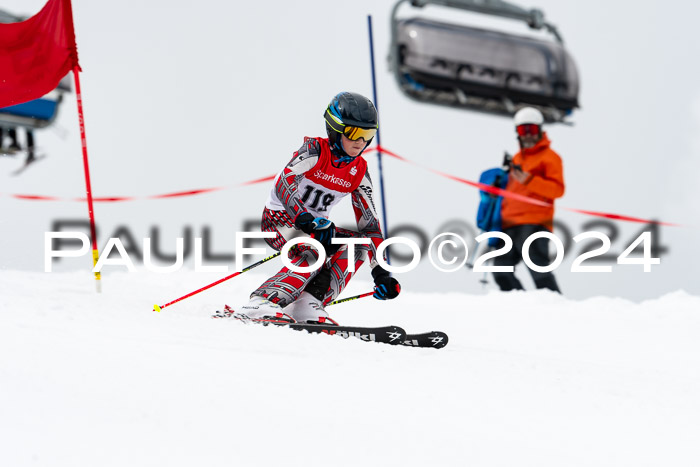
[252,137,385,306]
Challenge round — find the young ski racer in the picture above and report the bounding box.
[231,92,401,324]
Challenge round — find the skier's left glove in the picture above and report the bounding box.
[295,212,335,252]
[371,266,401,300]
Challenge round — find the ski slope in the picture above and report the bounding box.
[1,270,699,467]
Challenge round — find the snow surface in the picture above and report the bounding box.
[2,269,700,467]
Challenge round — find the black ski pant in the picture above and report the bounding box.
[492,224,561,293]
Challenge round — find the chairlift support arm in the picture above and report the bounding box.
[395,0,564,43]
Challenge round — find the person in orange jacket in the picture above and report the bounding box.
[492,107,565,292]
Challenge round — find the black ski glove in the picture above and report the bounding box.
[371,266,401,300]
[294,212,336,251]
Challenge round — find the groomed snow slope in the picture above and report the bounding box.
[1,270,699,467]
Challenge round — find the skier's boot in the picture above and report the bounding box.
[286,267,338,325]
[285,291,338,325]
[232,295,295,324]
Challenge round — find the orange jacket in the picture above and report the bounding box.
[501,133,565,231]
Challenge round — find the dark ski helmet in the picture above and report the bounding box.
[324,92,378,157]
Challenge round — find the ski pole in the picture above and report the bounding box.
[465,235,484,269]
[153,252,281,312]
[327,291,375,307]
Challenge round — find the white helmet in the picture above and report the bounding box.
[514,107,544,127]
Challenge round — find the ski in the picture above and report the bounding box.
[402,331,449,349]
[286,322,407,346]
[213,307,448,349]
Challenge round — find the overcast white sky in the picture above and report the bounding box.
[1,0,698,300]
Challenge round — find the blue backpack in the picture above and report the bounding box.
[476,168,508,245]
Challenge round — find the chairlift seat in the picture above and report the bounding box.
[2,98,58,121]
[0,93,62,129]
[0,74,71,129]
[395,17,579,121]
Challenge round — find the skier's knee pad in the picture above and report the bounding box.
[288,243,322,264]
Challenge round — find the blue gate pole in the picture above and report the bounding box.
[367,14,391,264]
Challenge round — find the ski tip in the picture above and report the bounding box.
[153,304,162,312]
[401,331,449,349]
[433,332,449,349]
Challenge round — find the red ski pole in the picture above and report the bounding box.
[153,252,281,312]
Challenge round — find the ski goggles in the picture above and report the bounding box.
[343,125,377,141]
[516,124,541,137]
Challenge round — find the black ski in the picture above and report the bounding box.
[286,322,407,346]
[402,331,449,349]
[214,308,448,348]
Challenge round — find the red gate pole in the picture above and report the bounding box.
[72,65,101,292]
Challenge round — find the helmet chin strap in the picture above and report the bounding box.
[331,143,355,166]
[330,135,374,167]
[334,154,355,165]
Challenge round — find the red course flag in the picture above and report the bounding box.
[1,0,101,291]
[0,0,79,108]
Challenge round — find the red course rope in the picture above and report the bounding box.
[368,146,682,227]
[2,149,680,227]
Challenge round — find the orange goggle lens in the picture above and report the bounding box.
[516,124,540,137]
[343,126,377,141]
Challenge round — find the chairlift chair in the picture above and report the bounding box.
[0,75,71,130]
[389,0,580,122]
[0,8,72,169]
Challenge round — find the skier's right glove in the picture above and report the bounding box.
[294,212,336,252]
[371,266,401,300]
